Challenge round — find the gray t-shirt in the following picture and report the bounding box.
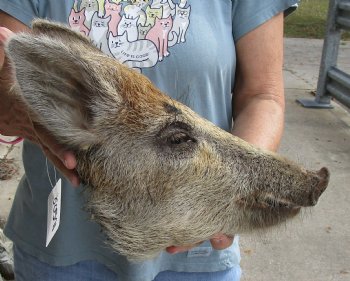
[1,0,297,280]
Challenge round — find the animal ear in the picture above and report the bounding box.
[6,29,119,149]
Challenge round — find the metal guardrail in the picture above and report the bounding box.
[297,0,350,108]
[337,2,350,29]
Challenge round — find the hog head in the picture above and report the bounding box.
[5,20,330,260]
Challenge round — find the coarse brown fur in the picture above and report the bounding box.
[5,20,330,260]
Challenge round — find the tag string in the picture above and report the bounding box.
[45,157,57,188]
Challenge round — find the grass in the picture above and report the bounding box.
[284,0,350,40]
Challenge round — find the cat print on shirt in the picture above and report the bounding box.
[108,32,158,69]
[124,0,149,26]
[146,15,173,61]
[118,15,139,42]
[69,8,90,35]
[145,6,163,26]
[178,0,187,8]
[68,0,192,71]
[105,1,122,36]
[80,0,99,28]
[138,23,152,39]
[151,0,175,18]
[168,4,190,46]
[73,0,79,12]
[89,12,111,55]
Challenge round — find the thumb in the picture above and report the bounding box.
[0,27,14,70]
[210,235,234,250]
[0,27,13,46]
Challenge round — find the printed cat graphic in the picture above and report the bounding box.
[69,8,90,35]
[178,0,187,8]
[151,0,175,18]
[80,0,99,28]
[118,15,139,42]
[146,15,173,61]
[124,0,149,26]
[67,0,192,71]
[145,6,163,26]
[89,12,111,55]
[104,1,122,36]
[108,32,158,69]
[168,4,190,46]
[138,23,152,39]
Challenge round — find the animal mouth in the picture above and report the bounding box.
[235,194,302,230]
[237,195,301,215]
[259,196,296,209]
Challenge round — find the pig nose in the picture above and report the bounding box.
[310,167,330,205]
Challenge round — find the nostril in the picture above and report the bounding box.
[317,167,330,182]
[317,167,330,193]
[311,167,330,205]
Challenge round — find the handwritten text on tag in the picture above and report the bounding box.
[46,179,61,247]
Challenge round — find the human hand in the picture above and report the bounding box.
[166,234,234,254]
[0,27,80,186]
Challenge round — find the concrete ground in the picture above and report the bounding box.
[0,38,350,280]
[240,38,350,281]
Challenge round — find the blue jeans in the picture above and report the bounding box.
[14,245,241,281]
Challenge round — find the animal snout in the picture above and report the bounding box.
[310,167,330,206]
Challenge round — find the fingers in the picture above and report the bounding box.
[0,27,79,187]
[0,26,13,45]
[0,27,13,69]
[166,242,202,255]
[34,123,80,187]
[42,146,80,187]
[166,234,234,255]
[40,133,77,169]
[210,234,234,250]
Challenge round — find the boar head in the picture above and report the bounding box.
[5,20,329,260]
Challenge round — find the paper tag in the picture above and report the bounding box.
[187,247,213,258]
[46,179,61,247]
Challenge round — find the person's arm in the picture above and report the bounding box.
[0,11,79,185]
[232,12,285,152]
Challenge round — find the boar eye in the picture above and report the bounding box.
[157,121,197,153]
[168,132,196,145]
